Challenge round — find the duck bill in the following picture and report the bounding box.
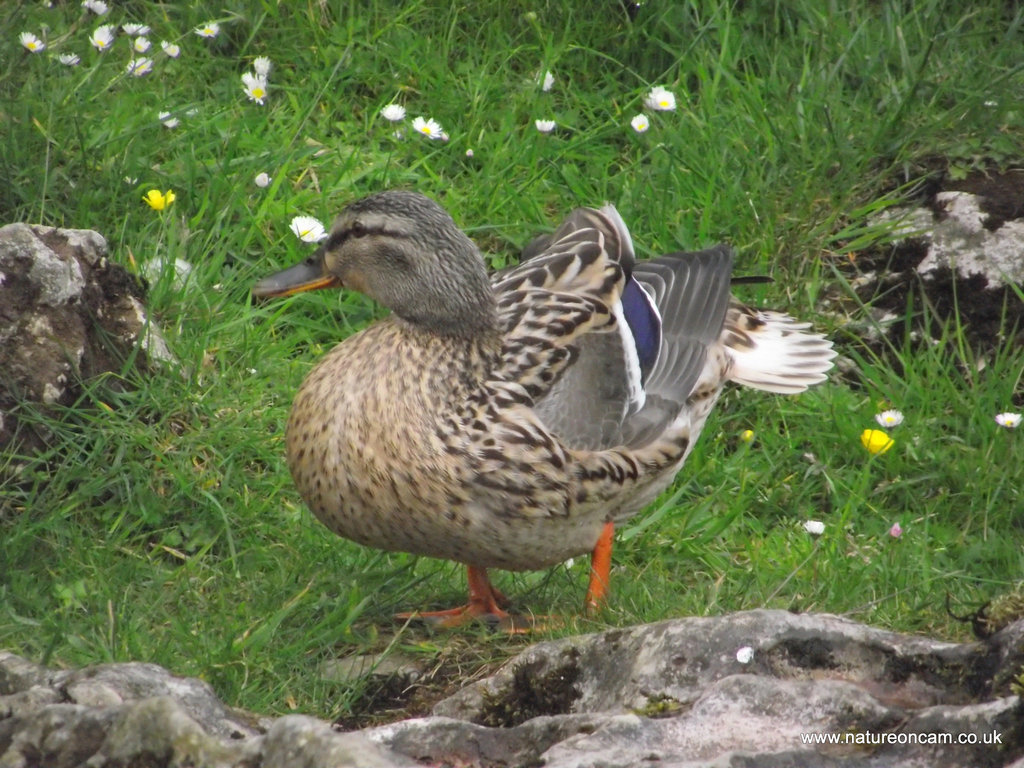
[252,251,340,298]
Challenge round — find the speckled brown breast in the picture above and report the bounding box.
[284,319,614,570]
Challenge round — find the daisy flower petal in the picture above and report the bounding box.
[803,520,825,536]
[252,56,272,77]
[644,85,677,111]
[995,412,1022,428]
[90,24,116,51]
[160,40,181,58]
[534,118,556,133]
[58,53,81,66]
[254,172,271,188]
[82,0,109,15]
[380,103,406,122]
[290,216,328,243]
[411,116,443,139]
[126,58,153,77]
[195,22,220,39]
[630,113,650,133]
[241,72,268,104]
[874,409,904,428]
[158,111,179,129]
[20,32,46,53]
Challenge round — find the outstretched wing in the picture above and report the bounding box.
[496,207,734,451]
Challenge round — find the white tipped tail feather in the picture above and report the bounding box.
[723,303,836,394]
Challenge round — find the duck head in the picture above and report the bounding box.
[253,190,498,338]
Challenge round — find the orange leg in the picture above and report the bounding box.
[584,521,615,614]
[395,565,511,628]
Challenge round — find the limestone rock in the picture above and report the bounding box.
[873,191,1024,289]
[836,170,1024,352]
[1,611,1021,767]
[414,610,1023,767]
[0,223,172,452]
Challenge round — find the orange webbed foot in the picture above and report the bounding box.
[395,565,557,633]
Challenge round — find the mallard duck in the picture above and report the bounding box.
[253,190,835,628]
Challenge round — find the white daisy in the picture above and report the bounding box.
[290,216,328,243]
[380,103,406,122]
[630,113,650,133]
[81,0,108,15]
[411,116,444,139]
[995,412,1022,429]
[58,52,81,66]
[126,58,153,77]
[254,172,272,188]
[89,25,116,52]
[160,40,181,58]
[803,520,825,536]
[534,118,556,133]
[195,22,220,39]
[133,36,152,53]
[644,85,677,111]
[241,72,268,104]
[252,56,272,77]
[20,32,46,53]
[539,69,554,92]
[875,409,904,428]
[122,23,151,37]
[158,111,180,129]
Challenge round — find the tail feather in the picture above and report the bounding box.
[724,304,836,394]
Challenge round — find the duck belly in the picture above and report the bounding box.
[283,332,607,572]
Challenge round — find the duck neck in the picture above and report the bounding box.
[394,274,501,342]
[396,315,503,389]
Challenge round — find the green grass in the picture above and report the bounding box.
[2,0,1024,721]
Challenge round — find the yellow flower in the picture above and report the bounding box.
[860,428,894,455]
[740,429,755,443]
[143,189,175,211]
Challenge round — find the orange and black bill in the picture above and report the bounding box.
[252,249,339,298]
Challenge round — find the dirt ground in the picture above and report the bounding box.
[833,166,1024,369]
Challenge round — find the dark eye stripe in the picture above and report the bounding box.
[325,225,399,251]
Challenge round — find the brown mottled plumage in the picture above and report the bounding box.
[253,190,835,627]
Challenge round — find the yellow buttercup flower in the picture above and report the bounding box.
[143,189,175,211]
[860,428,894,455]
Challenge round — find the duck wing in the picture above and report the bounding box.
[494,206,733,451]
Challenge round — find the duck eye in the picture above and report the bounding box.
[350,221,367,238]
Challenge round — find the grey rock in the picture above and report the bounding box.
[52,661,267,741]
[0,651,50,693]
[411,610,1023,767]
[838,186,1024,352]
[871,191,1024,289]
[262,715,418,768]
[1,611,1021,767]
[920,192,1024,287]
[0,223,172,453]
[320,651,423,686]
